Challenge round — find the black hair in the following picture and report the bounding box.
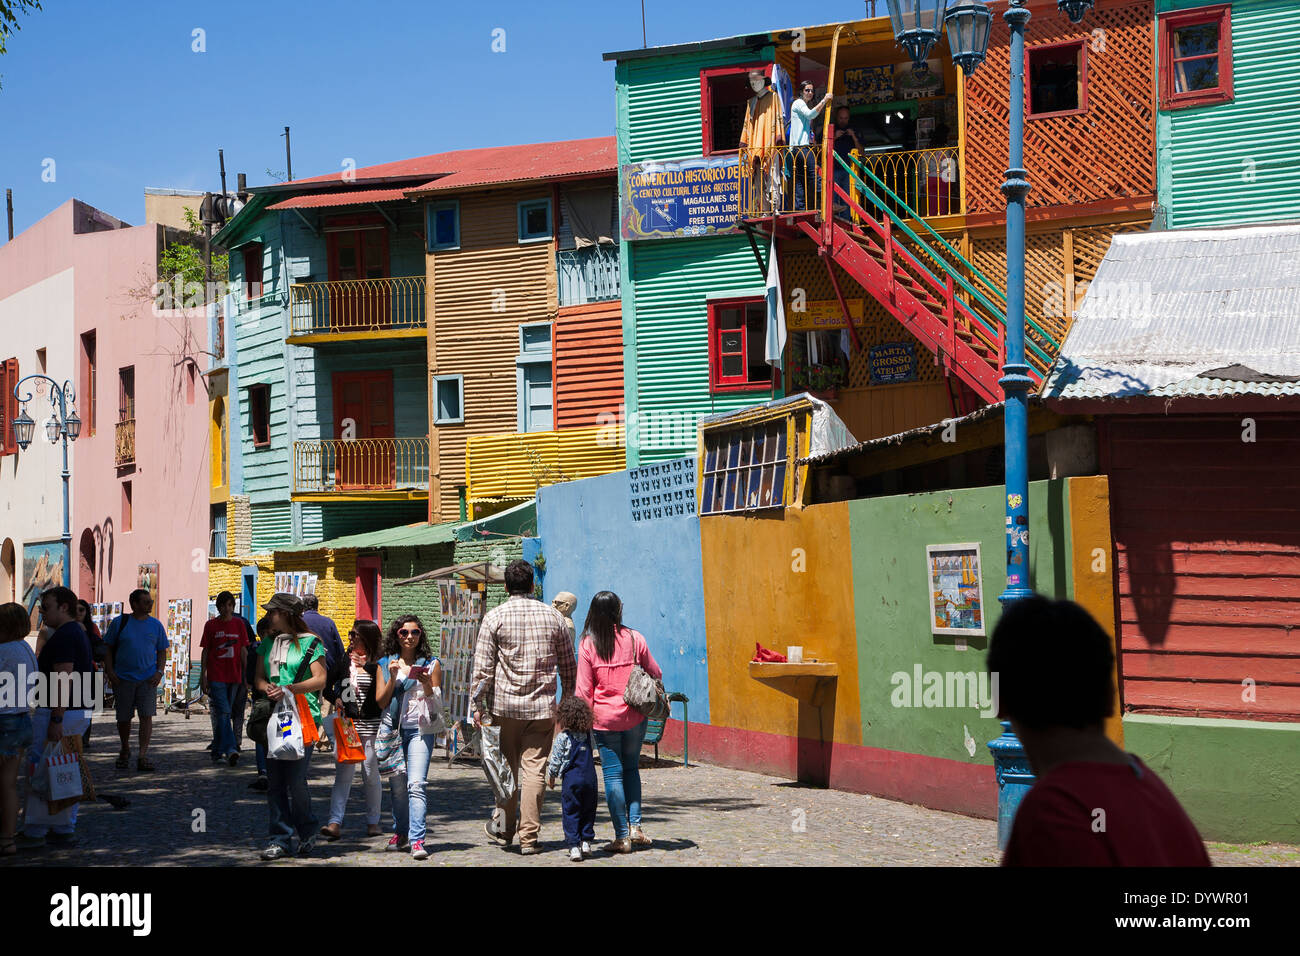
[349,620,382,662]
[504,559,535,596]
[76,600,101,642]
[556,695,593,735]
[42,586,78,616]
[382,614,433,660]
[581,591,624,663]
[128,588,150,608]
[216,590,236,609]
[986,595,1116,732]
[302,593,320,611]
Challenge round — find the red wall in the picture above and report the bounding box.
[554,301,623,429]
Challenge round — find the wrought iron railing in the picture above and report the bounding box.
[737,145,823,218]
[557,246,621,307]
[855,147,962,220]
[466,425,626,503]
[289,276,426,336]
[115,418,136,466]
[292,437,429,494]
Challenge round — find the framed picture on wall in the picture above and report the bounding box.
[926,543,985,637]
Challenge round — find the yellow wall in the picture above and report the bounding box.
[270,549,358,628]
[700,502,861,744]
[1067,474,1124,747]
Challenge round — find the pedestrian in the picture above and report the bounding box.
[471,559,576,855]
[103,589,169,772]
[575,590,662,854]
[254,593,327,861]
[789,79,832,210]
[302,594,346,753]
[199,591,252,766]
[320,619,384,840]
[546,695,598,862]
[246,616,271,791]
[74,600,104,751]
[831,106,861,215]
[987,595,1211,866]
[16,587,95,850]
[374,614,442,860]
[0,603,38,856]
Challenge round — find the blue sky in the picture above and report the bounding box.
[0,0,852,234]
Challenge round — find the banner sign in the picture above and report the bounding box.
[843,65,896,106]
[868,341,917,384]
[620,155,739,240]
[786,298,866,331]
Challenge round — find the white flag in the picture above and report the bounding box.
[764,233,786,369]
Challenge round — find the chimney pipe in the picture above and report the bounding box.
[6,189,12,241]
[237,173,247,201]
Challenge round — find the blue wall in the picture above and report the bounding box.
[535,463,709,721]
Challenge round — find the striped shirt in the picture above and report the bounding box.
[471,595,577,721]
[350,665,380,737]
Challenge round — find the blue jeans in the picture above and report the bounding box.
[232,683,248,750]
[266,743,315,851]
[208,682,238,756]
[594,721,648,840]
[390,729,435,844]
[254,742,267,775]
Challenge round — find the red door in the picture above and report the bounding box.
[356,557,381,624]
[327,224,391,330]
[334,371,395,489]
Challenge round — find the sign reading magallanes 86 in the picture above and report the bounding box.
[620,155,739,240]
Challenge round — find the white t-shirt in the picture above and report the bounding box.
[0,639,39,715]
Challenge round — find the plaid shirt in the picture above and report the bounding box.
[471,595,577,721]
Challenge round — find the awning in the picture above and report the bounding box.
[273,521,461,554]
[267,188,412,211]
[391,562,506,587]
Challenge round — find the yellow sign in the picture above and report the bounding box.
[786,298,865,331]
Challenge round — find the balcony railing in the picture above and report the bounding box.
[292,437,429,497]
[465,424,626,506]
[856,147,961,220]
[115,418,136,466]
[557,246,620,307]
[289,276,426,338]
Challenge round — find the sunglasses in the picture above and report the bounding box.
[398,628,422,637]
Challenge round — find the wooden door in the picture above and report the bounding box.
[356,557,381,624]
[334,371,395,489]
[327,226,391,330]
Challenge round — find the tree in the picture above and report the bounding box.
[159,206,229,291]
[0,1,41,57]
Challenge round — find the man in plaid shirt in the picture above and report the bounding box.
[472,559,577,854]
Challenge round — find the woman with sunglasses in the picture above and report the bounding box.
[320,620,384,840]
[374,614,442,860]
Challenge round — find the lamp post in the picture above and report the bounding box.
[885,0,1093,848]
[11,374,81,588]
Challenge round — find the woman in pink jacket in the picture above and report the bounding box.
[575,591,662,854]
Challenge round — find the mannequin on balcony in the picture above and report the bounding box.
[739,70,785,214]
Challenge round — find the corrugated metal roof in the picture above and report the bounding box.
[266,188,412,210]
[274,521,461,554]
[1043,224,1300,401]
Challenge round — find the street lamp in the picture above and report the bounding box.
[885,0,1093,849]
[10,375,80,589]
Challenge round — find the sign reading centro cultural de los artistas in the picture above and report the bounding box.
[620,155,739,240]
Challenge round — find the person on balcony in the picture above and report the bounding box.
[739,69,785,214]
[790,81,833,212]
[831,107,862,218]
[923,122,953,217]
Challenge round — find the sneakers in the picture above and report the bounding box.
[261,844,288,861]
[385,834,409,852]
[410,841,429,860]
[519,844,540,856]
[580,840,592,858]
[568,846,583,862]
[483,819,509,846]
[297,838,315,857]
[604,837,632,854]
[630,825,652,847]
[248,774,268,791]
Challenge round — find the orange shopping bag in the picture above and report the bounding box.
[332,715,366,764]
[296,693,320,746]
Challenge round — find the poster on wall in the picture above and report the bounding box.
[785,298,866,332]
[927,543,985,636]
[868,341,917,385]
[895,59,944,100]
[137,564,160,618]
[620,155,740,241]
[22,539,69,630]
[843,64,896,106]
[163,598,192,706]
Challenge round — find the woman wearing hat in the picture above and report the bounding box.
[254,593,327,861]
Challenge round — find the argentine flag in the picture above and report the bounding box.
[764,233,786,370]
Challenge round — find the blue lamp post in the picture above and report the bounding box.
[11,375,81,588]
[885,0,1094,848]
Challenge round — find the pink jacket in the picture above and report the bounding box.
[575,627,662,732]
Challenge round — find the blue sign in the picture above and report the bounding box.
[869,341,917,384]
[620,155,739,240]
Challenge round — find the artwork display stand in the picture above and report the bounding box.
[437,579,485,764]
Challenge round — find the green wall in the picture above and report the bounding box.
[1124,714,1300,844]
[381,542,457,652]
[849,479,1073,765]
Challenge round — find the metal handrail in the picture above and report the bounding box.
[737,145,823,218]
[292,437,429,493]
[557,246,621,306]
[855,147,964,220]
[289,276,426,335]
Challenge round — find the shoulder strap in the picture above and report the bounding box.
[292,638,322,684]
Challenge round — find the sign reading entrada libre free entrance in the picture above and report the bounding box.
[620,155,739,240]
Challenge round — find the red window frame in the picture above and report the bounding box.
[1159,4,1233,110]
[242,243,263,302]
[699,62,771,156]
[708,297,772,394]
[249,383,271,448]
[0,357,18,456]
[122,480,133,533]
[1026,39,1089,120]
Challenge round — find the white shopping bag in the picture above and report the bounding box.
[47,746,83,802]
[267,691,305,761]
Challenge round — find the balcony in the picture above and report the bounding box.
[557,245,620,308]
[465,424,626,516]
[114,419,135,467]
[287,276,427,345]
[292,437,429,501]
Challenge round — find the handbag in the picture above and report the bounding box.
[46,740,84,810]
[332,715,366,764]
[297,693,320,747]
[375,715,404,776]
[249,637,321,747]
[267,691,305,760]
[478,723,516,804]
[624,664,669,721]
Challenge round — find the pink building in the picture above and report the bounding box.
[0,199,209,656]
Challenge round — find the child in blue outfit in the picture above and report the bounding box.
[547,696,598,862]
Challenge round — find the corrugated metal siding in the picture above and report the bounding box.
[249,501,294,552]
[631,236,773,462]
[555,302,624,428]
[430,188,556,521]
[1164,0,1300,228]
[465,425,625,501]
[1108,416,1300,721]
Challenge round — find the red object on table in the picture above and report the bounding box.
[752,643,788,663]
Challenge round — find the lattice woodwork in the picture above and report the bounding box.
[963,0,1156,216]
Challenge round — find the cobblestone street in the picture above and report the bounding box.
[6,714,1297,867]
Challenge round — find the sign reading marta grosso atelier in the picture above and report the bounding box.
[620,156,739,240]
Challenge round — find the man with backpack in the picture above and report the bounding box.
[103,589,170,772]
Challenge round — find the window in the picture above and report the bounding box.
[122,481,133,533]
[211,397,227,488]
[242,243,263,301]
[426,200,460,251]
[433,374,464,425]
[1159,5,1233,109]
[701,419,789,514]
[517,322,553,432]
[80,332,96,436]
[517,199,552,243]
[36,348,46,373]
[700,63,769,155]
[248,384,271,448]
[708,298,771,392]
[0,357,18,456]
[118,366,135,422]
[1027,40,1087,118]
[186,363,197,405]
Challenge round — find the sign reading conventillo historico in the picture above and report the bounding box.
[620,155,739,240]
